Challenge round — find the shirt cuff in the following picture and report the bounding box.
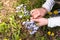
[48,16,60,28]
[42,0,55,12]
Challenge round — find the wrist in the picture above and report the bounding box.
[37,8,47,17]
[40,8,47,17]
[45,18,48,25]
[42,7,48,13]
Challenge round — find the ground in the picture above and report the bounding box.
[0,0,60,40]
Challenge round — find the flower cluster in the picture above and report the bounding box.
[16,4,30,18]
[47,31,54,36]
[16,4,39,35]
[16,4,24,12]
[22,21,39,35]
[48,9,60,17]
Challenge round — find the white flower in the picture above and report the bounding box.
[15,10,19,12]
[30,31,37,35]
[19,4,24,7]
[16,4,24,12]
[24,6,26,8]
[27,19,29,21]
[19,15,23,18]
[16,6,21,9]
[22,21,26,25]
[34,27,39,30]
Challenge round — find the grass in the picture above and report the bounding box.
[0,0,60,40]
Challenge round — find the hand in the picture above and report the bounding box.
[30,8,47,19]
[31,17,48,26]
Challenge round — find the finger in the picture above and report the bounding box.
[30,17,34,21]
[30,9,35,15]
[36,16,42,19]
[32,19,39,22]
[33,12,41,18]
[33,10,41,18]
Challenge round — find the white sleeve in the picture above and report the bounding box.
[48,16,60,28]
[42,0,55,12]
